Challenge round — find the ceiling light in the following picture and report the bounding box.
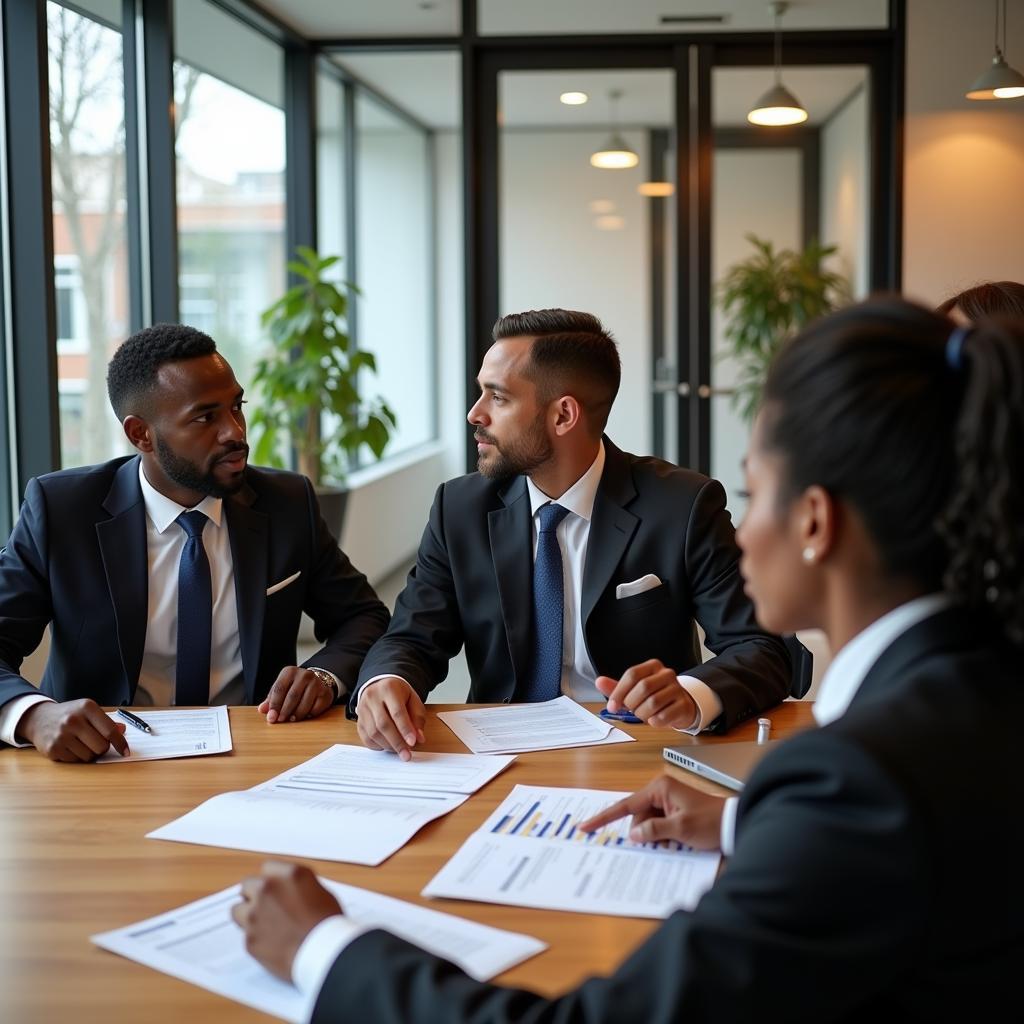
[594,215,626,230]
[638,181,675,197]
[747,2,808,126]
[588,199,616,213]
[966,0,1024,99]
[590,90,639,169]
[560,91,589,105]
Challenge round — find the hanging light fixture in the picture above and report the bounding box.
[966,0,1024,100]
[590,90,639,169]
[747,1,808,126]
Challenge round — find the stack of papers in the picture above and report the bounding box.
[438,696,635,754]
[92,878,546,1022]
[97,707,233,763]
[147,745,515,865]
[423,784,721,919]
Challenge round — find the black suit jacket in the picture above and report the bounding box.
[0,456,389,722]
[316,607,1023,1022]
[355,440,790,731]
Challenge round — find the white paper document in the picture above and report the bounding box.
[148,744,516,865]
[97,707,233,763]
[92,878,546,1023]
[437,696,635,754]
[423,784,721,919]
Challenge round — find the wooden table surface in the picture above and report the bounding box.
[0,701,813,1023]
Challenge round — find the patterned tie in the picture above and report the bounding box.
[175,510,212,706]
[523,502,571,702]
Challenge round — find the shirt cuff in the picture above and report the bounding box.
[354,674,412,711]
[720,796,740,856]
[674,675,724,734]
[0,694,55,747]
[292,915,369,1011]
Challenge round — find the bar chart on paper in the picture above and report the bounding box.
[488,788,688,851]
[423,785,721,919]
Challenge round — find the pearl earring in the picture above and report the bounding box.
[802,547,816,564]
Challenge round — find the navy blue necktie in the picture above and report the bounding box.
[524,502,571,702]
[175,510,212,706]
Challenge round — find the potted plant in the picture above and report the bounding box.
[249,246,397,539]
[717,234,850,422]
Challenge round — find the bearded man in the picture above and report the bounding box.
[0,323,388,761]
[353,309,795,760]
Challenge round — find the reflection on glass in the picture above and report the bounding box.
[174,40,286,396]
[317,70,348,272]
[47,1,131,468]
[355,90,434,457]
[499,69,674,459]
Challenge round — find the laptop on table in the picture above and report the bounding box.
[663,740,778,792]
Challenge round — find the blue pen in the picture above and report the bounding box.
[599,707,643,725]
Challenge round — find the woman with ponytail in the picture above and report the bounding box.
[234,298,1023,1023]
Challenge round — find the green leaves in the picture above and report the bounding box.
[717,235,851,422]
[248,247,397,485]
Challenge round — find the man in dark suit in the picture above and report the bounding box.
[0,324,389,761]
[232,607,1023,1021]
[353,309,791,759]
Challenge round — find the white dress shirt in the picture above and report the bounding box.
[359,442,721,731]
[0,463,247,746]
[718,593,951,855]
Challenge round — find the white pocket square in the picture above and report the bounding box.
[266,571,301,596]
[615,574,663,600]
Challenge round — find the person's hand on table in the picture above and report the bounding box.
[259,666,336,724]
[578,774,726,850]
[595,658,699,730]
[17,698,130,762]
[232,862,342,981]
[356,676,426,762]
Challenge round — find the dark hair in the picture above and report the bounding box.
[937,280,1024,321]
[492,308,621,434]
[761,296,1024,644]
[107,323,218,420]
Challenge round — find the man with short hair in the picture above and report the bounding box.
[0,323,389,761]
[354,309,791,759]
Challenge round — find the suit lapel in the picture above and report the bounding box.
[581,440,639,627]
[96,457,149,698]
[224,478,268,699]
[850,606,979,710]
[488,476,533,693]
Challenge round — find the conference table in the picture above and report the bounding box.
[0,701,814,1023]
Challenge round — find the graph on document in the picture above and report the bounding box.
[487,786,688,853]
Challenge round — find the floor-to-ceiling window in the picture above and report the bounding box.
[174,0,286,396]
[47,0,131,468]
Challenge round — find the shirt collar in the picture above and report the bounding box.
[813,592,952,726]
[526,440,606,523]
[137,460,224,534]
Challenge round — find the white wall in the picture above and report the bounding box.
[820,85,870,298]
[499,129,652,456]
[338,130,466,586]
[903,0,1024,304]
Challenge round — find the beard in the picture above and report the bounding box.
[475,416,553,480]
[154,435,247,499]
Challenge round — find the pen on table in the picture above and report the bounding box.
[757,717,771,745]
[117,708,154,734]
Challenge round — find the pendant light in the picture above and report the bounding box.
[747,2,808,126]
[966,0,1024,100]
[590,90,639,169]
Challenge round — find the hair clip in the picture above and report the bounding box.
[945,326,971,370]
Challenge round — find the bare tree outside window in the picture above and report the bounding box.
[47,2,128,467]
